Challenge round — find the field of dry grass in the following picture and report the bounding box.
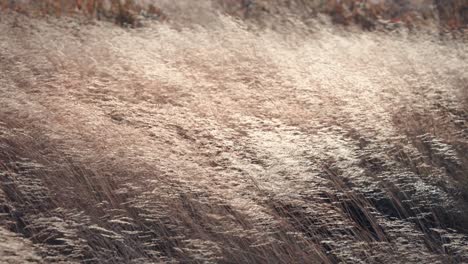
[0,1,467,263]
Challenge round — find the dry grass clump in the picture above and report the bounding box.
[216,0,467,33]
[0,0,166,27]
[0,2,467,263]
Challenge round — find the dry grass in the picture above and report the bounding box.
[0,0,166,26]
[0,1,467,263]
[215,0,467,33]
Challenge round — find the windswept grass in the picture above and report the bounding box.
[0,1,467,263]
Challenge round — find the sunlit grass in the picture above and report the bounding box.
[0,1,467,263]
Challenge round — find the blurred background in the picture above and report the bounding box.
[1,0,467,32]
